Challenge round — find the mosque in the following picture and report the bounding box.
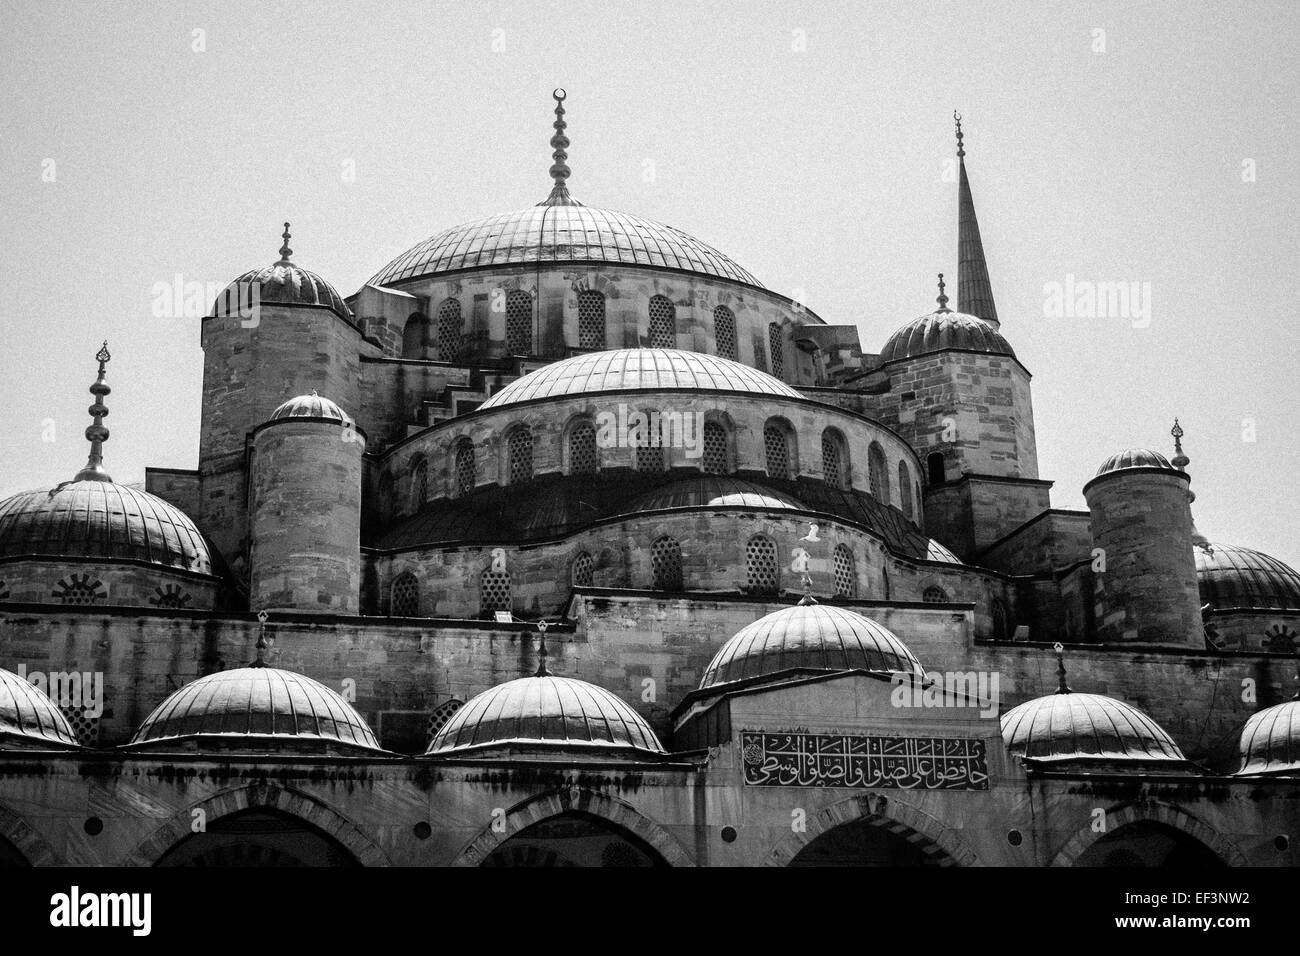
[0,93,1297,867]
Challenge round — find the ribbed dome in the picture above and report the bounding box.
[1235,700,1300,774]
[426,674,664,755]
[270,392,353,424]
[1000,692,1186,763]
[0,668,79,749]
[626,478,806,514]
[925,538,962,564]
[1195,543,1300,611]
[369,205,762,289]
[1093,448,1175,476]
[879,310,1015,364]
[700,603,925,690]
[479,348,801,409]
[214,262,351,319]
[0,481,214,575]
[130,667,381,752]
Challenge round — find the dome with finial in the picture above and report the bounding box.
[1195,542,1300,612]
[878,277,1015,364]
[0,667,80,750]
[699,601,925,690]
[1092,448,1177,477]
[269,390,353,424]
[213,222,352,319]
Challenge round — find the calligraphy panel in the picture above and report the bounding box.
[740,731,990,790]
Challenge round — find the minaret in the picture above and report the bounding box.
[538,88,581,207]
[954,113,1000,328]
[75,342,114,482]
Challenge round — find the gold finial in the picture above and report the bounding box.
[936,273,950,312]
[1053,641,1071,694]
[277,222,293,263]
[74,341,113,482]
[535,620,553,676]
[539,89,581,207]
[954,110,965,159]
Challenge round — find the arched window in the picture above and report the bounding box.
[927,451,946,486]
[508,428,534,484]
[506,290,533,355]
[833,545,857,598]
[898,461,913,519]
[746,535,779,595]
[453,439,475,498]
[635,424,665,472]
[568,419,598,475]
[402,313,428,359]
[764,424,791,480]
[651,536,683,591]
[571,552,594,587]
[648,295,676,348]
[702,421,728,475]
[868,443,889,503]
[822,429,848,490]
[577,290,606,350]
[410,458,428,512]
[923,586,947,604]
[714,305,737,360]
[391,571,419,616]
[768,323,785,378]
[480,568,512,615]
[436,298,462,361]
[992,599,1010,640]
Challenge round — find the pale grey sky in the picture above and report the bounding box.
[1,0,1297,568]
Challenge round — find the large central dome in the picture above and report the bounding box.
[368,205,763,289]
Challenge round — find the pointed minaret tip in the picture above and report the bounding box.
[74,341,114,483]
[954,113,1000,329]
[539,89,582,207]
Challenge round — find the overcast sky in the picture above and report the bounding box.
[2,1,1297,568]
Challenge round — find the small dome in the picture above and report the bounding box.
[1093,448,1175,477]
[1195,542,1300,611]
[426,674,664,755]
[700,603,925,690]
[369,205,763,289]
[0,481,214,575]
[1001,692,1186,763]
[270,392,353,424]
[213,262,351,319]
[625,478,806,514]
[479,348,801,410]
[879,310,1015,364]
[130,667,381,753]
[1235,700,1300,775]
[0,668,79,749]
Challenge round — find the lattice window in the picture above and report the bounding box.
[702,421,728,474]
[768,323,784,378]
[437,298,463,361]
[480,569,512,614]
[427,699,464,742]
[571,551,595,587]
[569,420,598,475]
[635,428,664,472]
[52,573,106,605]
[648,295,676,348]
[746,536,779,595]
[869,444,888,502]
[454,440,475,498]
[391,572,420,616]
[764,425,790,480]
[899,461,913,519]
[833,545,857,598]
[508,428,534,484]
[651,536,683,591]
[149,584,192,608]
[65,709,100,747]
[578,290,606,349]
[714,305,737,360]
[923,586,947,604]
[506,290,532,355]
[822,431,845,489]
[410,459,428,512]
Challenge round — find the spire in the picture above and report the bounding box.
[277,222,293,264]
[534,620,553,676]
[935,273,951,313]
[954,112,1000,328]
[74,341,113,482]
[1053,642,1071,694]
[539,89,582,207]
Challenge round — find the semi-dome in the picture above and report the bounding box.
[1093,448,1175,477]
[0,668,80,749]
[1195,542,1300,611]
[699,602,925,690]
[626,478,806,514]
[270,391,353,424]
[212,224,351,320]
[479,348,801,410]
[1235,699,1300,774]
[0,481,214,575]
[369,205,763,290]
[426,674,665,755]
[879,310,1015,364]
[129,666,382,753]
[1001,691,1186,763]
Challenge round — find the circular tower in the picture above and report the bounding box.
[249,393,364,614]
[1083,448,1200,644]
